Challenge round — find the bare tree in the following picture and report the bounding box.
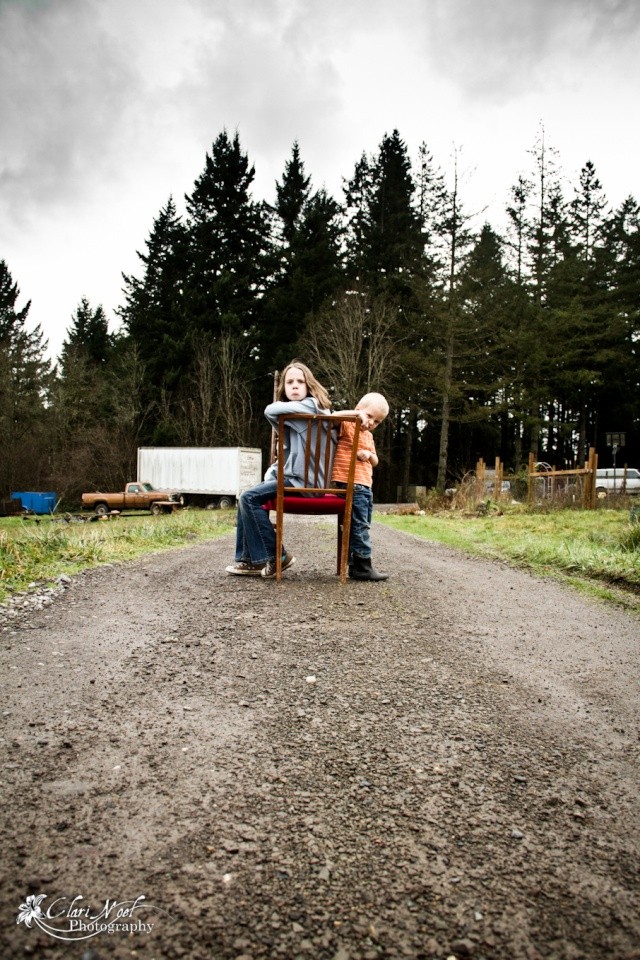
[305,290,399,406]
[185,333,253,445]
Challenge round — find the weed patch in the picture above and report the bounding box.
[0,511,234,601]
[377,507,640,608]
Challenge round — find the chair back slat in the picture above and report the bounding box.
[303,423,313,484]
[313,419,323,486]
[323,421,336,487]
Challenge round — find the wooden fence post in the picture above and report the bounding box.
[526,448,598,509]
[476,457,485,502]
[587,447,598,509]
[528,452,535,504]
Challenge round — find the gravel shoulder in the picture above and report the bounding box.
[1,518,639,960]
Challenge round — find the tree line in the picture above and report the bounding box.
[1,127,638,505]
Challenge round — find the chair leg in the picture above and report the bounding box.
[337,516,342,576]
[340,504,353,585]
[275,502,283,582]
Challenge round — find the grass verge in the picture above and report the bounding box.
[0,510,235,602]
[376,507,640,611]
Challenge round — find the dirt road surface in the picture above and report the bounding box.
[1,518,639,960]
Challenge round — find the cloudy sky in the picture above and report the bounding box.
[1,0,638,360]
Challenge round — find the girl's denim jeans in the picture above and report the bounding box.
[235,480,280,564]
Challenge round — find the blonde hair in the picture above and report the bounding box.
[357,392,389,419]
[276,360,331,411]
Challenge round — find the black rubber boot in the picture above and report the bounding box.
[348,556,389,581]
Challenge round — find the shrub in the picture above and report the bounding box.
[619,522,640,553]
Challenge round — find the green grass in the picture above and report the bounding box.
[3,505,638,612]
[377,506,640,610]
[0,510,234,602]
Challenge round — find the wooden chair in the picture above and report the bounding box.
[264,413,362,582]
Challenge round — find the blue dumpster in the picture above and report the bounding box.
[11,492,57,514]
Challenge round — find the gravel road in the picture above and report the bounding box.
[1,518,639,960]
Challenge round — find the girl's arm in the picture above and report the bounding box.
[264,397,323,428]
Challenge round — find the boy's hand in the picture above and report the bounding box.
[357,450,371,461]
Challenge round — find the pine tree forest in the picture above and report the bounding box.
[2,128,639,505]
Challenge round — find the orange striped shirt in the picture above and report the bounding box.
[331,421,376,487]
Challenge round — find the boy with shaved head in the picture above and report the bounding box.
[332,392,390,581]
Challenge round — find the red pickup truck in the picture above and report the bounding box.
[81,482,181,516]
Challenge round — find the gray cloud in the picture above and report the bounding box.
[3,0,638,218]
[1,0,637,358]
[416,0,640,102]
[0,0,140,220]
[177,3,346,180]
[0,0,355,224]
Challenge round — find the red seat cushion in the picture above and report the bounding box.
[263,494,345,515]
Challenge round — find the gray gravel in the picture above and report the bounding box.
[1,518,639,960]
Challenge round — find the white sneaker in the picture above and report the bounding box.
[260,552,296,578]
[225,560,266,576]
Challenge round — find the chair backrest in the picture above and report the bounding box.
[274,413,362,495]
[272,413,362,582]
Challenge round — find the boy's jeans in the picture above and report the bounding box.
[334,481,373,559]
[235,480,279,564]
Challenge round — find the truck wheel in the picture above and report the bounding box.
[218,496,234,509]
[150,503,163,516]
[94,503,109,517]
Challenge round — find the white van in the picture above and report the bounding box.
[595,467,640,497]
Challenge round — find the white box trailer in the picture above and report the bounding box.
[137,446,262,508]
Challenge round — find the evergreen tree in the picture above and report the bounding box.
[120,196,189,401]
[264,143,344,371]
[527,125,563,306]
[519,127,567,461]
[80,127,639,488]
[544,162,610,463]
[345,130,424,299]
[343,133,441,497]
[50,299,121,498]
[177,131,271,443]
[594,196,640,464]
[0,260,52,494]
[458,224,512,418]
[415,142,448,276]
[506,175,531,284]
[56,298,114,431]
[431,148,476,488]
[61,297,113,369]
[295,189,344,307]
[343,151,374,279]
[503,175,538,467]
[570,161,607,263]
[273,141,311,247]
[503,153,586,467]
[184,130,270,339]
[406,142,450,488]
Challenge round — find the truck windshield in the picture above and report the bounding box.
[142,483,157,491]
